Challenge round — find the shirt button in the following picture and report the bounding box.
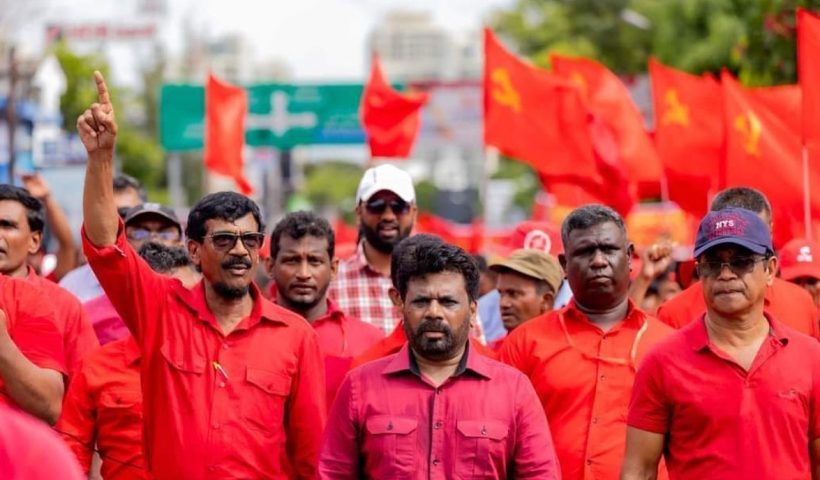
[218,382,226,388]
[434,421,443,429]
[222,343,230,350]
[586,459,593,466]
[591,417,598,425]
[599,374,606,381]
[432,458,440,466]
[212,423,220,429]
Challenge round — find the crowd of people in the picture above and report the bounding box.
[1,72,820,479]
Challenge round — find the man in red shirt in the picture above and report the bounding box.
[319,235,560,479]
[327,164,417,335]
[499,205,674,480]
[0,403,84,479]
[0,275,66,423]
[57,242,201,480]
[657,187,818,337]
[0,184,98,376]
[779,238,820,308]
[77,71,326,480]
[623,208,820,479]
[267,211,381,405]
[489,248,563,350]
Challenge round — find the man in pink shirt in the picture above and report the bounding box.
[318,235,559,479]
[267,211,381,405]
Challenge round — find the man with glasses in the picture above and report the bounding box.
[623,208,820,479]
[123,203,183,250]
[328,164,418,335]
[657,187,818,337]
[60,174,146,302]
[78,72,326,479]
[499,204,673,480]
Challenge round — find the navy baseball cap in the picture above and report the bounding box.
[693,208,773,257]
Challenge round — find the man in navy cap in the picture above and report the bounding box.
[622,208,820,479]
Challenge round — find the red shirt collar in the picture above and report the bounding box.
[314,297,346,325]
[685,312,790,351]
[564,297,646,329]
[382,341,493,380]
[174,280,288,328]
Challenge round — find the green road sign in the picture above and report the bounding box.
[159,82,368,151]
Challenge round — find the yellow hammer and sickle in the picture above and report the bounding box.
[661,89,689,127]
[491,68,521,112]
[733,111,762,156]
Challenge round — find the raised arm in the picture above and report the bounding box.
[79,71,119,248]
[22,173,78,280]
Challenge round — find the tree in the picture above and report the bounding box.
[491,0,820,85]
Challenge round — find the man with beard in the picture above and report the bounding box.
[78,72,325,479]
[328,164,417,335]
[623,208,820,479]
[319,235,560,479]
[499,204,674,480]
[267,211,381,405]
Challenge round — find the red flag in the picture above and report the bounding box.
[799,8,820,148]
[360,55,428,158]
[649,59,723,217]
[483,29,599,180]
[551,55,663,192]
[722,72,820,245]
[204,73,253,195]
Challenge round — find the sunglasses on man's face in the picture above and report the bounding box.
[365,198,410,216]
[127,228,180,242]
[695,256,767,278]
[204,232,265,251]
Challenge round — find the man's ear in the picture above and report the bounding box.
[264,257,274,277]
[388,287,403,308]
[27,231,42,256]
[330,257,339,279]
[187,239,202,268]
[558,253,567,271]
[540,291,555,313]
[765,256,778,286]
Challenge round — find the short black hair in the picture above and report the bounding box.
[0,185,45,233]
[113,174,147,202]
[392,234,480,301]
[472,254,488,273]
[270,211,335,260]
[710,187,771,219]
[561,204,626,247]
[185,192,264,242]
[138,242,191,273]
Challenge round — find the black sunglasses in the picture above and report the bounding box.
[695,256,767,278]
[204,232,265,251]
[365,198,410,216]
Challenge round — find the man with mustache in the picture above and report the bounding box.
[319,235,560,479]
[328,164,417,335]
[267,211,381,405]
[78,71,325,479]
[499,204,674,480]
[623,208,820,479]
[657,187,818,337]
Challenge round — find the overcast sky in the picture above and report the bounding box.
[12,0,513,84]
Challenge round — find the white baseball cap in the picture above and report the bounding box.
[355,164,416,204]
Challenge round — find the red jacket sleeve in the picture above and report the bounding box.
[512,371,560,479]
[4,278,66,376]
[82,221,171,355]
[287,329,327,479]
[55,360,96,473]
[627,350,671,434]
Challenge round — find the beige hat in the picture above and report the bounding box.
[490,248,563,293]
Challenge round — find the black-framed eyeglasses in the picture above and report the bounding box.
[695,256,768,278]
[204,232,265,251]
[127,228,180,242]
[365,198,410,216]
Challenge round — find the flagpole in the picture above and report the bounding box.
[803,146,813,241]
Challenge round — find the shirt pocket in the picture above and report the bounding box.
[364,415,418,475]
[97,388,143,442]
[456,419,509,479]
[241,368,291,437]
[159,342,205,414]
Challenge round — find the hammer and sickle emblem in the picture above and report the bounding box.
[491,68,521,112]
[661,89,689,127]
[733,111,762,156]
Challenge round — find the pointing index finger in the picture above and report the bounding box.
[94,70,111,105]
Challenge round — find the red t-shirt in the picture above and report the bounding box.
[57,336,147,480]
[83,222,326,480]
[0,276,66,408]
[628,315,820,479]
[657,278,819,338]
[0,404,84,479]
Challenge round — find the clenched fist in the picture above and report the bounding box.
[76,71,118,156]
